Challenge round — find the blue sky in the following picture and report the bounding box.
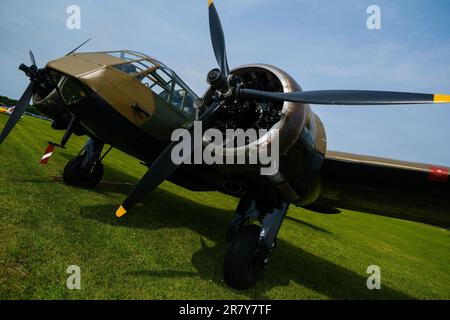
[1,0,449,166]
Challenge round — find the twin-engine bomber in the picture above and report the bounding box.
[1,1,449,289]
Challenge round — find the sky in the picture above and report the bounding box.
[0,0,449,166]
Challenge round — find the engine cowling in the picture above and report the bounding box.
[206,64,327,206]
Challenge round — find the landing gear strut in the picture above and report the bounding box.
[224,197,289,290]
[63,138,105,188]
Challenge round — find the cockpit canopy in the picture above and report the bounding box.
[105,50,197,115]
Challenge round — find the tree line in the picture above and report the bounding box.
[0,94,43,115]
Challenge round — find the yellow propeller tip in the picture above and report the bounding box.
[208,0,214,7]
[116,205,127,218]
[434,94,450,103]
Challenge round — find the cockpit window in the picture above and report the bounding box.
[114,63,140,75]
[105,50,197,116]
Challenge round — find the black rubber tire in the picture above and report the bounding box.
[223,225,264,290]
[63,155,103,188]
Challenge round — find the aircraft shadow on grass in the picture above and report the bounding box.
[69,162,413,300]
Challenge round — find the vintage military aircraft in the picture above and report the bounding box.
[0,106,16,116]
[1,1,449,289]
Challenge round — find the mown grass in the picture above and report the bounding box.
[0,115,449,299]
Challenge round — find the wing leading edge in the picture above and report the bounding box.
[318,151,450,227]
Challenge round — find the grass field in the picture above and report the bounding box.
[0,114,449,299]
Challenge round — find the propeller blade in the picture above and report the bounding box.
[208,0,229,77]
[116,139,185,218]
[0,82,35,144]
[116,102,222,217]
[29,50,36,67]
[65,38,91,56]
[238,89,450,106]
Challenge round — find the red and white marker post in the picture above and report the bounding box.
[40,143,56,165]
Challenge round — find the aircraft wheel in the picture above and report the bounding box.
[223,225,264,290]
[63,155,103,188]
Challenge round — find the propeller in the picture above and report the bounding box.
[0,51,38,144]
[115,0,450,217]
[1,39,93,145]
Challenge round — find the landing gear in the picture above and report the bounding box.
[63,138,105,188]
[224,225,264,290]
[63,155,104,188]
[223,197,289,290]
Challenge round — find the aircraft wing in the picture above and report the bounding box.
[317,151,450,227]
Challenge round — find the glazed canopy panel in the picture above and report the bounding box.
[47,50,198,116]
